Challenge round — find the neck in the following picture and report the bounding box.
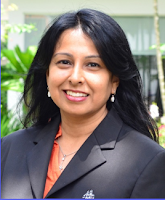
[57,107,108,160]
[60,107,108,139]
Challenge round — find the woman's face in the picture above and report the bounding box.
[46,28,119,118]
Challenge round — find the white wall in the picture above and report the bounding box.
[7,0,165,16]
[6,0,165,50]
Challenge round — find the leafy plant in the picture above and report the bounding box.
[158,124,165,148]
[1,3,37,138]
[1,45,37,137]
[1,3,36,49]
[1,45,37,92]
[1,105,23,138]
[150,43,165,59]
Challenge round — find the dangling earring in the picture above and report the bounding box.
[110,94,115,102]
[47,87,51,97]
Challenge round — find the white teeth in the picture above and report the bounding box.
[66,91,88,97]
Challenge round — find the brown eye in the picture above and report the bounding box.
[58,60,71,65]
[88,63,100,67]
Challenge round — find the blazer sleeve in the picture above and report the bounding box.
[130,150,165,198]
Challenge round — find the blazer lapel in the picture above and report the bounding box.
[94,106,123,149]
[46,132,106,198]
[27,116,60,199]
[46,107,123,198]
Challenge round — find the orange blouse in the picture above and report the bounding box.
[43,125,62,198]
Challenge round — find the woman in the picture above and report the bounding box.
[1,8,165,199]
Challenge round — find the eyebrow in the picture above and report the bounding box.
[53,53,101,59]
[53,53,73,58]
[85,55,101,59]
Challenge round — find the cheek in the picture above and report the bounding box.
[47,69,69,86]
[89,74,112,93]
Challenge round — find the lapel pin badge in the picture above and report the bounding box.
[82,190,95,199]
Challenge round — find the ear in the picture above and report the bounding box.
[111,75,119,94]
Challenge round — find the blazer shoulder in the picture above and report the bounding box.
[130,148,165,198]
[1,125,45,160]
[119,124,165,158]
[1,126,40,145]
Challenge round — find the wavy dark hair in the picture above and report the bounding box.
[21,8,158,142]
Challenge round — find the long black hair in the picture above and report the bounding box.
[21,8,158,142]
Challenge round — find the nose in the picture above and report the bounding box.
[68,64,85,85]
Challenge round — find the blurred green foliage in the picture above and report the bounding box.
[150,43,165,59]
[157,123,165,148]
[1,3,37,137]
[1,3,36,49]
[1,45,37,92]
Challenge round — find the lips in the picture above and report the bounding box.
[64,90,89,97]
[64,90,89,102]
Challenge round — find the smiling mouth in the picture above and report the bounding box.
[65,90,88,97]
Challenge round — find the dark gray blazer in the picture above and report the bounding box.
[1,107,165,199]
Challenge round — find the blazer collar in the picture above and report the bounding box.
[27,115,61,199]
[46,107,123,197]
[94,106,123,149]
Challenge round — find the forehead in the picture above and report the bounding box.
[54,28,98,53]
